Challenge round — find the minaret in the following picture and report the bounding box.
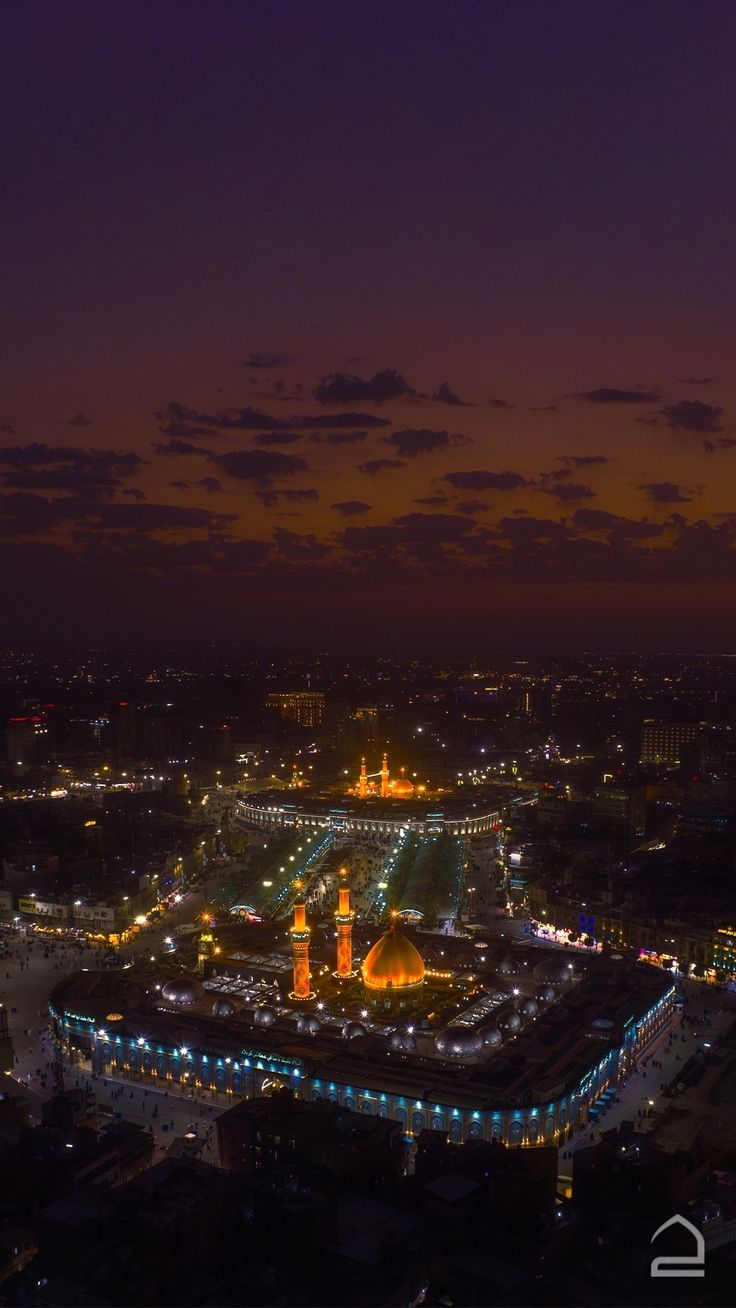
[334,876,356,978]
[359,756,367,798]
[289,901,314,1000]
[380,751,389,797]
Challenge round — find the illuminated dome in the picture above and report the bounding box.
[390,767,415,798]
[362,926,425,991]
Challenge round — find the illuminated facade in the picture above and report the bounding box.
[639,718,702,766]
[50,970,674,1150]
[265,691,325,727]
[289,902,314,1000]
[334,883,356,978]
[238,791,502,837]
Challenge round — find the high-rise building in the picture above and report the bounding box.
[138,710,184,762]
[265,691,325,727]
[640,719,702,766]
[114,700,137,760]
[5,713,48,767]
[592,784,647,838]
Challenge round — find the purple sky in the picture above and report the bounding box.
[2,0,736,649]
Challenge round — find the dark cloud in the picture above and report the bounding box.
[573,507,664,538]
[273,527,330,560]
[121,487,146,500]
[309,430,368,445]
[497,516,573,540]
[681,377,714,385]
[488,398,512,409]
[170,479,190,490]
[0,490,233,536]
[540,482,596,503]
[660,400,724,432]
[384,428,468,458]
[337,524,403,549]
[638,481,692,504]
[0,424,15,434]
[66,412,92,427]
[414,495,450,507]
[243,352,286,369]
[252,431,303,446]
[393,512,475,542]
[196,477,223,493]
[82,501,235,532]
[576,387,662,403]
[314,369,414,405]
[0,491,66,534]
[558,454,610,468]
[538,469,573,487]
[456,499,490,513]
[443,470,527,492]
[704,437,736,454]
[158,421,219,440]
[358,458,405,475]
[529,405,559,411]
[1,468,119,492]
[164,399,389,431]
[153,438,210,456]
[256,487,320,507]
[432,381,469,406]
[331,500,371,516]
[209,449,309,483]
[0,443,143,472]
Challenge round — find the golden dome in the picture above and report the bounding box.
[362,926,425,990]
[390,767,415,797]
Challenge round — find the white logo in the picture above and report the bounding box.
[650,1215,705,1278]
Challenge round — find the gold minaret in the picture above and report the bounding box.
[289,901,314,1000]
[334,875,356,978]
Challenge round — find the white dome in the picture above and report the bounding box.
[497,957,519,976]
[254,1006,276,1026]
[480,1025,503,1047]
[211,997,237,1017]
[161,977,203,1005]
[389,1030,416,1051]
[435,1026,484,1058]
[342,1021,368,1040]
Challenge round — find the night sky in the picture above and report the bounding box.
[3,0,736,650]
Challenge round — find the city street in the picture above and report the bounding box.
[1,923,225,1158]
[558,975,736,1178]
